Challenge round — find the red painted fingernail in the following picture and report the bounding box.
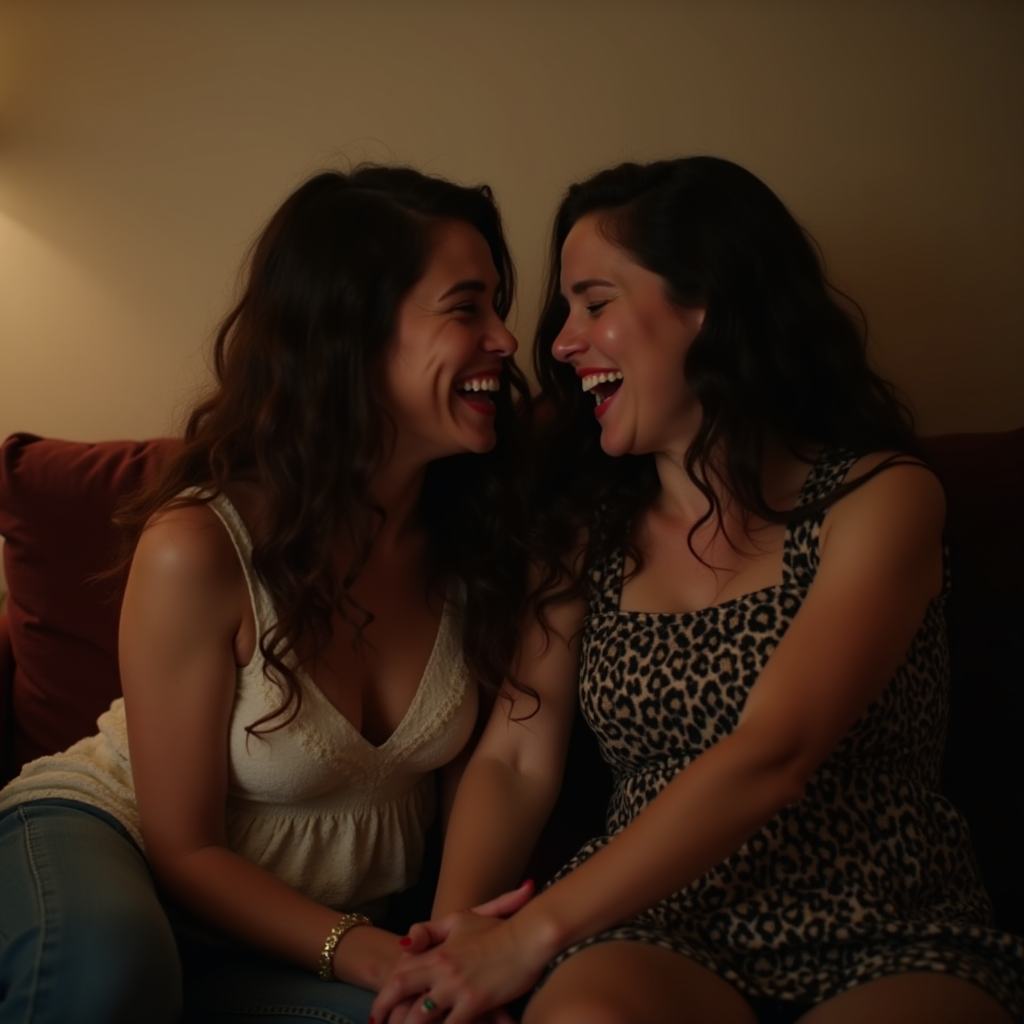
[399,936,412,947]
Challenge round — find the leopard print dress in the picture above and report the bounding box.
[549,451,1024,1018]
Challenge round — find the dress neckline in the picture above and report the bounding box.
[295,601,451,752]
[601,448,855,618]
[201,488,452,753]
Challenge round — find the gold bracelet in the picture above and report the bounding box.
[317,912,372,981]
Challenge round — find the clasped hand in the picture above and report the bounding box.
[372,882,543,1024]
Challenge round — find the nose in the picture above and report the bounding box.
[551,316,586,363]
[483,316,518,357]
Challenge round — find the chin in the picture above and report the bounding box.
[448,428,497,457]
[598,429,633,459]
[467,433,498,455]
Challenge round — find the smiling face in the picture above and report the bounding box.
[552,214,705,458]
[382,219,518,464]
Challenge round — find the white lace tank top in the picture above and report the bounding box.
[0,491,478,914]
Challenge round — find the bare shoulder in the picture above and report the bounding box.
[130,500,245,610]
[820,452,946,588]
[832,451,945,527]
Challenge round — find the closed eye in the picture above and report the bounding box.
[586,301,609,315]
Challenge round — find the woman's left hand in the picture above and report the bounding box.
[371,916,547,1024]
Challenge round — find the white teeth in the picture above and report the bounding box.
[456,377,500,393]
[580,371,624,393]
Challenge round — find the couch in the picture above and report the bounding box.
[1,428,1022,938]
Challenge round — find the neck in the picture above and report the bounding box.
[651,431,803,527]
[652,448,726,524]
[368,450,428,549]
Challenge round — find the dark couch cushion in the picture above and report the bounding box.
[0,614,13,779]
[925,427,1024,934]
[0,434,176,782]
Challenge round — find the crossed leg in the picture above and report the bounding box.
[522,942,757,1024]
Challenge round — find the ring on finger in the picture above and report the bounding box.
[422,997,437,1014]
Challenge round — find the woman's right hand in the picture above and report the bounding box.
[380,882,534,1024]
[400,880,535,956]
[373,912,551,1024]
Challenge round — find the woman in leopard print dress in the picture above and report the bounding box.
[373,158,1024,1024]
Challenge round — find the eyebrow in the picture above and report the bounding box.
[438,280,487,301]
[565,278,616,296]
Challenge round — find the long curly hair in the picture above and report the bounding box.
[117,165,532,734]
[531,156,923,605]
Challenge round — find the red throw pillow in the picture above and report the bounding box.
[0,434,176,780]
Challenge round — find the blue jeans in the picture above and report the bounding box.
[0,800,375,1024]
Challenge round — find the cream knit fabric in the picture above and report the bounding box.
[0,492,477,914]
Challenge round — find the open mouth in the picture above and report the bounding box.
[581,370,623,414]
[454,374,501,415]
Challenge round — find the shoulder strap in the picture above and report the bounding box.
[782,449,859,588]
[197,490,275,643]
[586,544,626,615]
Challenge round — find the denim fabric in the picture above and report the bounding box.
[0,799,182,1024]
[180,945,374,1023]
[0,800,374,1024]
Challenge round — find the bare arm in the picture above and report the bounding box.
[431,583,585,918]
[120,504,402,989]
[373,459,947,1020]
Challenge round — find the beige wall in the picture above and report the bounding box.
[0,0,1022,448]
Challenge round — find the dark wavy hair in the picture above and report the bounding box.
[117,165,531,734]
[531,156,923,601]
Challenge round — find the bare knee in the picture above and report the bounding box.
[525,993,630,1024]
[524,943,756,1024]
[798,972,1014,1024]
